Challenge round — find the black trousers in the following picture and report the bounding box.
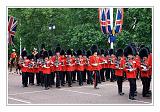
[44,74,50,88]
[50,72,55,85]
[93,70,100,87]
[105,68,110,80]
[55,71,61,87]
[61,71,65,85]
[72,71,76,82]
[128,78,136,97]
[141,77,149,96]
[29,73,34,84]
[67,71,72,86]
[100,68,105,81]
[36,73,41,85]
[147,76,152,92]
[116,76,123,93]
[77,71,83,85]
[40,71,44,86]
[109,68,116,81]
[22,72,29,86]
[87,70,93,84]
[83,70,87,82]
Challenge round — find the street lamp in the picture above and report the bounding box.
[49,24,56,30]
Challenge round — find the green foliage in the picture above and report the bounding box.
[8,8,152,54]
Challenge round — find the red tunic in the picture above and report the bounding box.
[76,57,85,71]
[66,57,75,71]
[85,57,92,71]
[51,56,62,71]
[148,53,152,76]
[140,59,150,78]
[104,56,109,68]
[42,60,51,74]
[115,58,125,77]
[124,59,137,79]
[20,59,30,73]
[61,56,66,72]
[99,56,107,69]
[89,55,100,71]
[10,52,17,59]
[108,55,116,69]
[28,60,35,73]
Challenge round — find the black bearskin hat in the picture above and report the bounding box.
[21,51,27,58]
[86,50,92,58]
[139,44,145,50]
[48,50,53,56]
[145,47,150,54]
[73,50,77,56]
[90,45,98,55]
[67,49,72,55]
[60,49,65,55]
[124,45,135,57]
[77,49,82,56]
[43,51,48,59]
[109,49,114,55]
[100,49,105,55]
[105,49,109,56]
[116,49,123,57]
[139,48,148,59]
[97,49,100,55]
[82,49,86,56]
[55,46,61,53]
[41,44,45,49]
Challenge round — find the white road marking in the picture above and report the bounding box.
[8,90,50,96]
[59,89,102,96]
[128,99,151,104]
[8,97,31,104]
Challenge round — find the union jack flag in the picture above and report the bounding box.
[98,8,112,34]
[115,8,124,33]
[8,16,17,45]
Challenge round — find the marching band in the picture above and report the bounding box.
[9,43,152,100]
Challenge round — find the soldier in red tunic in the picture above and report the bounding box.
[99,49,107,82]
[104,49,110,81]
[115,49,125,96]
[139,47,151,97]
[20,53,30,87]
[66,49,75,87]
[86,50,93,85]
[108,49,116,82]
[9,49,17,73]
[76,49,85,86]
[52,47,62,88]
[60,49,66,86]
[124,45,137,100]
[42,51,51,90]
[90,45,100,89]
[28,55,35,85]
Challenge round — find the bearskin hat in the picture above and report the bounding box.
[90,45,98,55]
[139,48,148,59]
[82,49,86,56]
[105,49,109,56]
[97,49,100,55]
[139,44,145,50]
[67,49,72,55]
[86,50,92,58]
[21,51,27,58]
[43,51,48,59]
[116,49,123,57]
[77,49,82,56]
[41,44,45,49]
[48,50,53,56]
[109,49,114,55]
[55,46,61,53]
[73,50,77,56]
[60,49,65,55]
[100,49,105,55]
[124,45,135,57]
[145,47,150,54]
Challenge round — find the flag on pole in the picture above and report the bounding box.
[98,8,112,34]
[115,8,124,33]
[8,16,17,45]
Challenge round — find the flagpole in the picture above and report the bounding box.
[20,37,21,56]
[110,8,114,49]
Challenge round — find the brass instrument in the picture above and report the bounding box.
[141,59,148,71]
[76,57,80,65]
[54,55,59,67]
[125,57,134,71]
[115,57,121,69]
[66,55,71,66]
[28,59,35,68]
[108,56,113,64]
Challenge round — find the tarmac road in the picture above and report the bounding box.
[8,70,152,105]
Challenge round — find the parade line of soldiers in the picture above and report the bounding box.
[9,43,152,100]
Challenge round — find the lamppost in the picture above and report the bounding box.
[49,24,56,49]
